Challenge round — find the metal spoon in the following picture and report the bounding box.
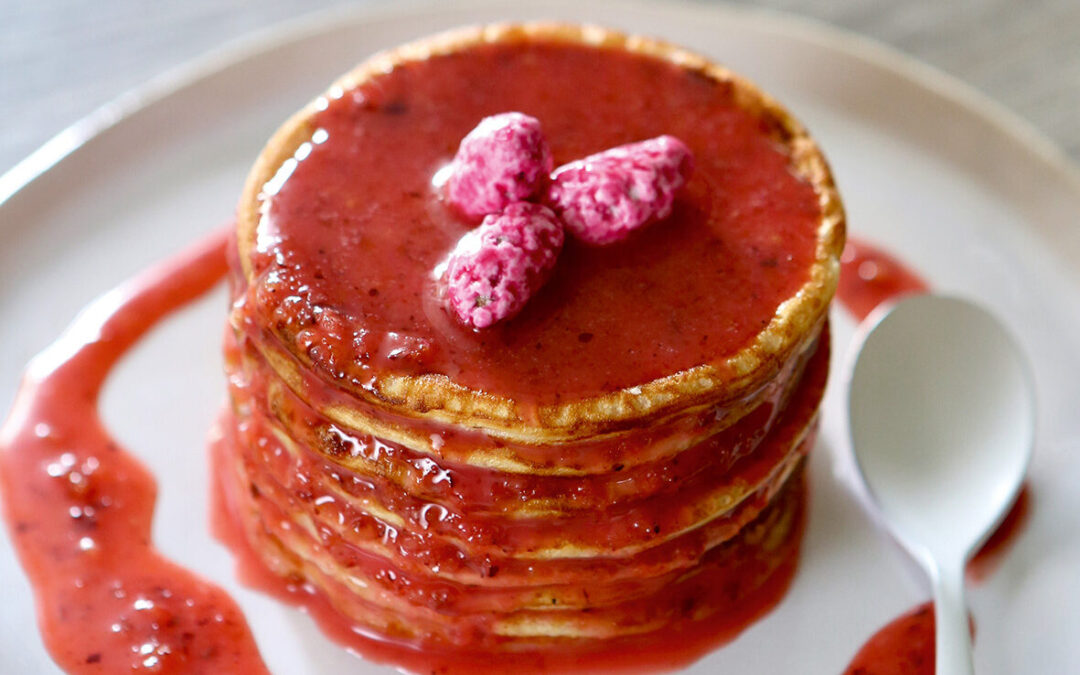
[846,295,1035,674]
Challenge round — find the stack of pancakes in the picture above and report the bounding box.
[220,24,844,661]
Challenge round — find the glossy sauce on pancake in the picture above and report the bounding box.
[251,40,822,406]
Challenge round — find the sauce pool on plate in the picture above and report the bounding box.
[0,231,269,674]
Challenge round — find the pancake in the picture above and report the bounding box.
[232,22,844,443]
[220,403,807,645]
[220,21,845,668]
[225,369,815,572]
[224,328,827,556]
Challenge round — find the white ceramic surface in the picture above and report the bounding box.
[2,1,1079,673]
[848,296,1036,675]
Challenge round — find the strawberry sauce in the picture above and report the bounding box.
[0,231,268,674]
[968,485,1032,583]
[836,238,929,322]
[842,603,937,675]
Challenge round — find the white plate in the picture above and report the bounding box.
[3,1,1079,673]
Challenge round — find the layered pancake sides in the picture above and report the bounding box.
[220,22,845,667]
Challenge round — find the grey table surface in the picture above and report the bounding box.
[3,0,1079,178]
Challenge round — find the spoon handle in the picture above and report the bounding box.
[932,559,974,675]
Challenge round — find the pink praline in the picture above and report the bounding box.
[547,135,694,245]
[445,112,553,220]
[444,202,564,329]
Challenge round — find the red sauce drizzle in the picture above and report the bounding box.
[843,603,936,675]
[0,231,268,674]
[843,602,980,675]
[836,238,929,321]
[838,236,1031,673]
[968,484,1032,583]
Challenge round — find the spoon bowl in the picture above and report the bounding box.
[847,295,1035,674]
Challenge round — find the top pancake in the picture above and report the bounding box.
[235,23,845,443]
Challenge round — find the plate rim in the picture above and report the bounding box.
[2,0,1079,211]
